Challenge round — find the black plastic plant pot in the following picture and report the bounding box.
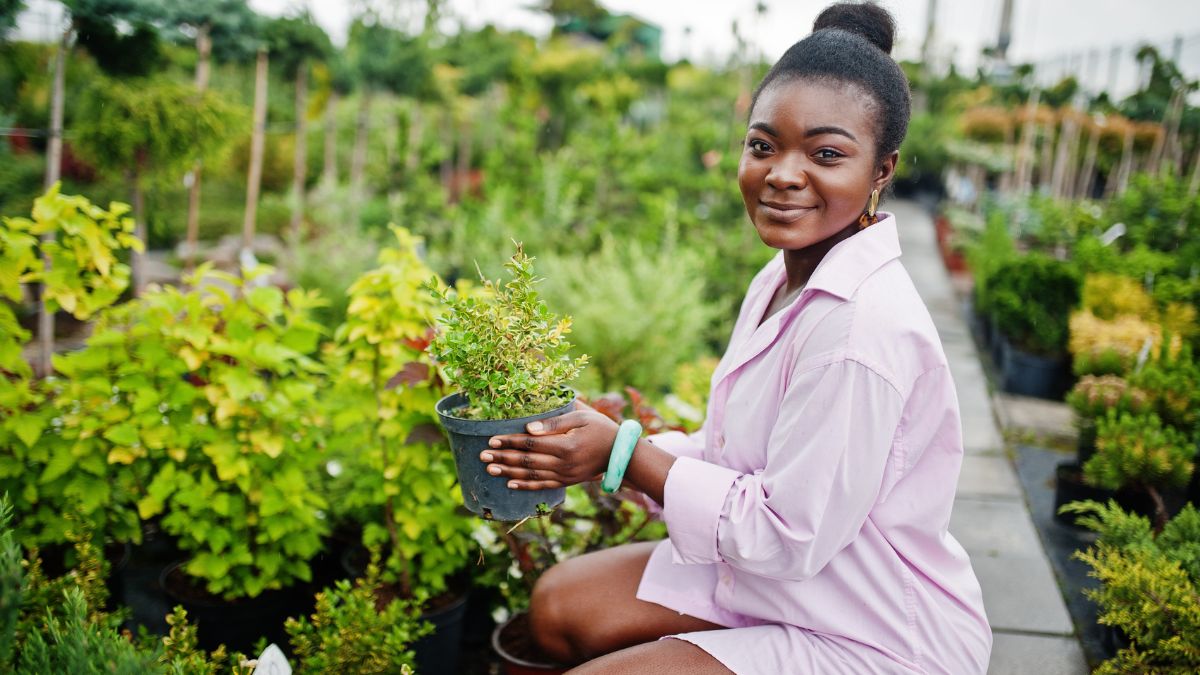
[1001,340,1069,399]
[436,392,571,522]
[1053,461,1115,529]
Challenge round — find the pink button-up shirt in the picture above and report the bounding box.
[637,214,991,674]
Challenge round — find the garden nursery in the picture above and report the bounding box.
[1,0,1200,673]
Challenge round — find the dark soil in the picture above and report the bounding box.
[497,612,565,668]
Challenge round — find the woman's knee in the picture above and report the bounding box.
[529,561,588,662]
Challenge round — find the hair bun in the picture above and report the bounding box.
[812,2,896,55]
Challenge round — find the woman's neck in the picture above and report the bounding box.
[780,221,860,293]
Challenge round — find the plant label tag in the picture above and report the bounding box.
[1135,337,1154,373]
[251,644,292,675]
[1099,222,1126,246]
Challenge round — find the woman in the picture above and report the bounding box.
[480,3,992,673]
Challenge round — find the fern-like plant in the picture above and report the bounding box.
[426,243,588,420]
[1064,501,1200,674]
[1084,411,1193,529]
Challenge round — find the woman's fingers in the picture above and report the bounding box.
[481,448,560,473]
[505,478,566,491]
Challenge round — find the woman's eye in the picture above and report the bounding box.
[815,148,843,160]
[747,139,771,153]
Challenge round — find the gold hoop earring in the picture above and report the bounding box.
[859,189,880,229]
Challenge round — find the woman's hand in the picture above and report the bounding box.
[482,410,619,490]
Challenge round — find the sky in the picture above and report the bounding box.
[15,0,1200,99]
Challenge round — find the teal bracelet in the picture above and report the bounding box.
[602,420,642,493]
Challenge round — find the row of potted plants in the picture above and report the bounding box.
[955,172,1200,400]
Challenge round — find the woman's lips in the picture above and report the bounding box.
[758,201,815,223]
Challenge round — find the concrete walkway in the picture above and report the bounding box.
[892,200,1089,675]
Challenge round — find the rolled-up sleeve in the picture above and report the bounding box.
[662,356,905,580]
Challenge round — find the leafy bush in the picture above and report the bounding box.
[1068,310,1177,377]
[1084,411,1193,528]
[1129,348,1200,437]
[0,187,144,546]
[426,244,587,420]
[120,266,330,599]
[988,254,1081,355]
[1066,375,1151,446]
[322,226,474,597]
[285,555,428,675]
[1082,273,1155,321]
[539,234,719,394]
[1062,501,1200,674]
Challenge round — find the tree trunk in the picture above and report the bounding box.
[1013,89,1040,194]
[131,168,147,294]
[349,88,373,225]
[38,27,69,376]
[1188,141,1200,200]
[290,61,308,239]
[184,24,212,271]
[321,90,338,188]
[1049,113,1076,199]
[1037,122,1055,192]
[242,48,269,253]
[454,112,472,202]
[1110,126,1135,198]
[404,101,422,178]
[1075,122,1101,201]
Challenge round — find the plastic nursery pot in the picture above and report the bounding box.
[1053,462,1115,529]
[159,561,314,654]
[436,392,570,522]
[1000,340,1069,400]
[492,612,568,675]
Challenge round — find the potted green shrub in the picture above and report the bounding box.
[988,253,1081,398]
[321,226,475,673]
[427,244,588,521]
[1083,411,1193,530]
[114,265,330,651]
[1058,500,1200,671]
[285,551,428,675]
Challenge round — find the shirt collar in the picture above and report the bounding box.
[797,211,902,301]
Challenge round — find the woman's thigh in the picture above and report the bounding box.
[566,637,734,675]
[530,540,723,662]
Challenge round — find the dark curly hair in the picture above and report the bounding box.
[751,2,911,162]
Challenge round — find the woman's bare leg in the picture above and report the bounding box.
[567,638,734,674]
[530,540,724,664]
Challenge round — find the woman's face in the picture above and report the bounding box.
[738,78,897,251]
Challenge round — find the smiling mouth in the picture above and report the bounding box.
[758,201,815,222]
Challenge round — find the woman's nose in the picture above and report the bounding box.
[766,154,808,191]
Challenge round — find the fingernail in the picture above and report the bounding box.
[508,481,519,489]
[528,421,543,432]
[480,452,493,462]
[488,465,502,475]
[489,438,500,447]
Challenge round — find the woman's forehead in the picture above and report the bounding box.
[750,79,876,137]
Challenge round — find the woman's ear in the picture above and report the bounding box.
[874,151,899,191]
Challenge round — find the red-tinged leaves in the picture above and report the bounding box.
[386,362,431,389]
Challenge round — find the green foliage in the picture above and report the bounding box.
[1129,348,1200,438]
[72,74,242,184]
[13,587,157,674]
[1084,411,1193,496]
[105,265,330,599]
[3,183,143,320]
[1066,502,1200,673]
[285,554,429,674]
[427,243,587,420]
[323,226,473,597]
[987,253,1081,355]
[0,187,145,546]
[1107,173,1200,256]
[473,484,662,614]
[539,233,719,393]
[965,205,1017,317]
[157,606,250,675]
[1067,375,1151,420]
